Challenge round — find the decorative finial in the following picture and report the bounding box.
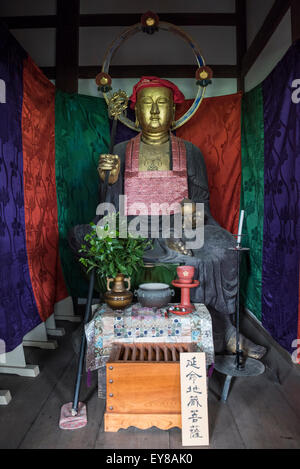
[96,72,112,93]
[141,11,159,34]
[196,66,213,87]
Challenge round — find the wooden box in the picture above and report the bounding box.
[104,342,196,432]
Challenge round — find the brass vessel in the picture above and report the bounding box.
[104,273,133,309]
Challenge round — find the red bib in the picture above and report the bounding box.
[124,133,188,216]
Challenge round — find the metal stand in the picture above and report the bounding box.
[215,354,265,402]
[214,233,265,402]
[71,268,95,415]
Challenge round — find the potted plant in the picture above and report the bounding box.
[78,214,151,300]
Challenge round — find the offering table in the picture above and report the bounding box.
[85,303,214,399]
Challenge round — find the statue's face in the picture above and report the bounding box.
[135,86,175,133]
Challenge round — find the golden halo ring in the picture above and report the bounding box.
[101,21,207,131]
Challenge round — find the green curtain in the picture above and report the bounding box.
[55,91,110,297]
[134,263,180,287]
[240,85,265,320]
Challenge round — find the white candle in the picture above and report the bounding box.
[237,210,245,244]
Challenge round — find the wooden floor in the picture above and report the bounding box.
[0,320,300,450]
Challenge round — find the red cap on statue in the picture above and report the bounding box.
[129,76,185,109]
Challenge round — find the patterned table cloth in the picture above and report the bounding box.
[85,303,215,373]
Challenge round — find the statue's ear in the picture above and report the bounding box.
[134,106,140,128]
[171,104,176,128]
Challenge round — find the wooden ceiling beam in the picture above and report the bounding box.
[291,0,300,42]
[1,12,237,29]
[0,15,57,28]
[235,0,247,92]
[55,0,80,93]
[79,13,237,27]
[41,64,238,80]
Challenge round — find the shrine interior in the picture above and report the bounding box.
[0,0,299,451]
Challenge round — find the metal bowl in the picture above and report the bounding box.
[134,283,175,308]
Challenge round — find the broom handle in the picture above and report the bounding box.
[72,268,95,415]
[103,117,118,192]
[109,117,118,153]
[71,115,119,413]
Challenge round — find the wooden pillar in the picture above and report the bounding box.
[236,0,247,92]
[291,0,300,42]
[55,0,80,93]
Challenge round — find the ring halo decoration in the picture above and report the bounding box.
[99,18,209,132]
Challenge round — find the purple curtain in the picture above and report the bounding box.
[0,24,41,353]
[262,41,300,352]
[110,107,138,145]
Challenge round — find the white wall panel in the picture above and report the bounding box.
[79,26,236,66]
[10,29,56,67]
[78,77,237,99]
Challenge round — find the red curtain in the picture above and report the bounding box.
[176,92,242,235]
[22,57,68,321]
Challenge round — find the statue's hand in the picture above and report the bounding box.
[181,199,197,229]
[167,238,193,257]
[98,154,120,185]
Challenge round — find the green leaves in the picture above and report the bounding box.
[79,217,151,280]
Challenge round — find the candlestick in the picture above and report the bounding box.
[213,213,265,402]
[237,209,245,245]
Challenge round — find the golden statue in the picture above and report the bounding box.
[99,85,175,178]
[95,77,266,359]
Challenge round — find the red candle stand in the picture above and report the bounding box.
[169,279,200,315]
